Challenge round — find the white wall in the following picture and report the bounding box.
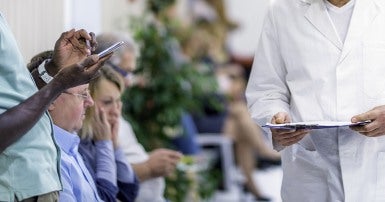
[100,0,145,33]
[0,0,65,62]
[1,0,270,62]
[225,0,270,57]
[64,0,102,33]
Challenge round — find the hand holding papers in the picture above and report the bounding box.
[263,120,371,130]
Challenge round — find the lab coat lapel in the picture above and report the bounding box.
[339,0,380,63]
[304,0,343,50]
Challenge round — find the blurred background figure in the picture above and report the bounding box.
[95,32,183,202]
[179,0,279,201]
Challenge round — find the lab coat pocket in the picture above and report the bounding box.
[284,144,328,201]
[292,144,322,170]
[376,152,385,201]
[363,42,385,99]
[291,144,326,181]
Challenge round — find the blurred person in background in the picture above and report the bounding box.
[179,1,279,200]
[96,32,183,202]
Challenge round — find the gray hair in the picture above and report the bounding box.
[95,32,139,66]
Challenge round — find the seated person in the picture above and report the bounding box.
[79,66,139,202]
[96,32,183,202]
[28,51,117,201]
[193,63,280,201]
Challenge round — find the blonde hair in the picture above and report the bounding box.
[79,65,125,140]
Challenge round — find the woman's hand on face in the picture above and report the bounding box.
[110,119,120,149]
[92,104,112,141]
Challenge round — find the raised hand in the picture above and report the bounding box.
[52,54,111,90]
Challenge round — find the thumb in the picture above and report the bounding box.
[273,112,290,124]
[78,55,98,71]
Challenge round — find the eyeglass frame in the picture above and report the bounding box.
[62,90,91,101]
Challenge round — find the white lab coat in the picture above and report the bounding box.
[246,0,385,201]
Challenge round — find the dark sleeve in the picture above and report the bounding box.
[117,175,140,202]
[114,148,140,202]
[96,178,120,202]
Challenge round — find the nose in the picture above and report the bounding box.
[84,94,94,107]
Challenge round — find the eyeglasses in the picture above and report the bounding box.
[62,90,91,101]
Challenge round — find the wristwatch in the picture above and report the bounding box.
[37,59,53,84]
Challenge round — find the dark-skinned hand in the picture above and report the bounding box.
[48,29,97,74]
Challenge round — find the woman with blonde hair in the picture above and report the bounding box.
[79,66,139,202]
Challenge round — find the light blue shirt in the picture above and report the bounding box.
[0,13,61,201]
[53,125,103,202]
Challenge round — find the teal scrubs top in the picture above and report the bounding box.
[0,14,61,201]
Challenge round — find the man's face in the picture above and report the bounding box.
[50,84,94,133]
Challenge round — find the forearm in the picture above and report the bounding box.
[95,140,117,185]
[0,79,63,152]
[132,162,152,182]
[115,148,135,183]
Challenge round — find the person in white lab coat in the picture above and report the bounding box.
[246,0,385,201]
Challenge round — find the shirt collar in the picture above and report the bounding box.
[53,124,80,155]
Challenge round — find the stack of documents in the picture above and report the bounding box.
[263,121,371,130]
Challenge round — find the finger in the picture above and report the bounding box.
[89,32,97,52]
[69,37,90,56]
[351,111,375,123]
[59,29,75,42]
[273,129,309,141]
[76,29,92,41]
[78,55,99,71]
[272,128,296,134]
[77,30,94,54]
[351,121,377,133]
[83,54,112,75]
[361,127,384,137]
[280,133,306,146]
[168,151,183,160]
[278,130,309,141]
[168,159,179,168]
[89,70,101,81]
[99,107,108,123]
[272,113,285,124]
[273,112,291,124]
